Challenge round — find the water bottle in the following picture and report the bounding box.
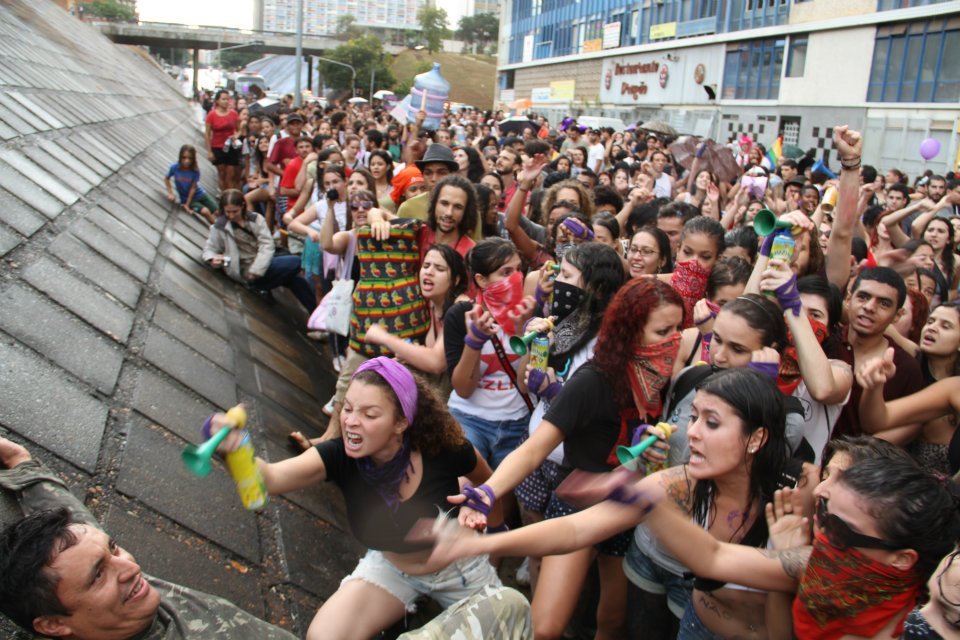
[410,63,450,130]
[225,431,269,510]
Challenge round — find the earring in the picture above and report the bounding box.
[749,448,757,454]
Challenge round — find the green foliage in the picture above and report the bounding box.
[456,13,499,52]
[219,50,261,71]
[320,35,395,96]
[335,14,365,40]
[82,0,136,20]
[416,6,449,53]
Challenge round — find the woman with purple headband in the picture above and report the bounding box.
[212,357,502,639]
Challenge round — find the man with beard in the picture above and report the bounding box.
[419,175,479,261]
[396,144,459,221]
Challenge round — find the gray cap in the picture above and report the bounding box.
[415,143,459,172]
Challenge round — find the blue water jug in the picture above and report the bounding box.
[410,63,450,130]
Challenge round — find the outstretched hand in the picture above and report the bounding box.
[855,347,896,390]
[765,487,811,550]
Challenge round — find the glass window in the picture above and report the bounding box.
[936,29,960,102]
[722,37,785,99]
[868,18,960,102]
[786,36,807,77]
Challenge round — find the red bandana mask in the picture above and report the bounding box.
[627,332,681,419]
[670,260,711,329]
[792,532,922,640]
[478,271,524,336]
[777,318,829,395]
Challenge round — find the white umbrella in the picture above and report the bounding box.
[347,97,368,104]
[373,90,395,100]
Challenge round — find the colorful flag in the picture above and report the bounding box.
[767,135,782,167]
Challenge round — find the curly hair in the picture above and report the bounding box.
[428,175,479,240]
[351,370,466,457]
[592,278,684,408]
[542,178,595,221]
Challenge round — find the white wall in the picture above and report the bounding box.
[779,27,875,107]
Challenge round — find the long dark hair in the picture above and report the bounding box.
[178,144,197,170]
[422,243,468,314]
[367,149,395,182]
[924,217,955,281]
[718,295,788,354]
[428,175,478,239]
[461,146,485,183]
[691,368,787,541]
[467,237,517,284]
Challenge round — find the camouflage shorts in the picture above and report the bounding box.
[398,586,532,640]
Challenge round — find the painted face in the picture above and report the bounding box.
[678,232,719,271]
[710,309,766,369]
[686,390,758,481]
[340,381,406,463]
[847,279,901,337]
[657,217,684,257]
[920,305,960,357]
[35,525,160,639]
[639,303,683,347]
[924,220,950,252]
[628,230,664,277]
[433,185,468,234]
[480,174,502,202]
[420,248,453,300]
[369,155,388,179]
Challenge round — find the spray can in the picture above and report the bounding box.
[221,405,269,511]
[528,333,550,372]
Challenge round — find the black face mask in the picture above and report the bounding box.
[551,280,583,322]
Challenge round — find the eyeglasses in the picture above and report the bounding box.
[816,498,900,551]
[628,246,658,257]
[351,200,374,211]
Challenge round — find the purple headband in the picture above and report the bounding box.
[353,357,418,424]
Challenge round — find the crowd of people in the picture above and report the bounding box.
[3,86,960,640]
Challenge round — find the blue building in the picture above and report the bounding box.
[497,0,960,175]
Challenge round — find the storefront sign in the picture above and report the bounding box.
[649,22,677,40]
[583,38,602,53]
[531,87,552,102]
[550,80,575,101]
[603,22,621,49]
[598,43,724,105]
[522,34,534,62]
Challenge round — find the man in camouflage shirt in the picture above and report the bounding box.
[0,437,532,639]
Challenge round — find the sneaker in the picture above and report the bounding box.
[515,557,531,586]
[332,355,343,373]
[322,396,336,417]
[306,331,327,342]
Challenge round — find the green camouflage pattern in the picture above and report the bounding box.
[398,585,532,640]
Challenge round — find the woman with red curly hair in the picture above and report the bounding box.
[450,277,684,640]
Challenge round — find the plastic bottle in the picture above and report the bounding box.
[409,63,450,130]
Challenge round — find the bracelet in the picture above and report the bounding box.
[486,522,510,533]
[463,335,486,351]
[747,361,779,380]
[533,287,549,312]
[461,483,495,516]
[201,414,215,440]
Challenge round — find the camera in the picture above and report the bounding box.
[326,188,340,201]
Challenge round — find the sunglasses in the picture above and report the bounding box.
[350,200,374,211]
[816,498,900,551]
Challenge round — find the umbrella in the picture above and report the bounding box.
[639,119,679,138]
[373,90,395,100]
[248,97,280,117]
[347,97,368,104]
[781,144,805,160]
[668,136,740,184]
[497,115,538,136]
[510,98,533,110]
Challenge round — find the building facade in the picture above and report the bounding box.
[497,0,960,176]
[262,0,425,41]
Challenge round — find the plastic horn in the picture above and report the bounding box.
[616,434,661,465]
[182,427,232,477]
[752,208,796,237]
[508,318,554,356]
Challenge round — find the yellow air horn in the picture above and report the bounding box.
[181,405,247,477]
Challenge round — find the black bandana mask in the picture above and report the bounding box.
[551,280,583,323]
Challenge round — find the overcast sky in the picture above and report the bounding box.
[137,0,465,32]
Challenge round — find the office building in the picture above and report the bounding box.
[497,0,960,175]
[262,0,425,42]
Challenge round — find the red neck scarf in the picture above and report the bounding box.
[477,271,524,336]
[777,317,830,395]
[627,333,681,419]
[793,532,922,640]
[670,260,711,329]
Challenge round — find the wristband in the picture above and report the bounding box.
[747,361,779,380]
[486,522,510,533]
[540,381,562,401]
[694,300,721,326]
[534,286,549,311]
[201,415,215,441]
[759,229,788,258]
[463,335,486,351]
[460,483,495,516]
[773,273,803,317]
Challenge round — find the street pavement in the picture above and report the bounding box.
[0,1,357,636]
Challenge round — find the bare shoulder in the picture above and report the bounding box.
[642,465,693,512]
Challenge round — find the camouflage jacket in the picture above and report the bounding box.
[0,460,296,640]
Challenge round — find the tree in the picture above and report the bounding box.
[457,13,499,54]
[417,6,449,54]
[82,0,136,21]
[335,14,364,40]
[319,35,395,97]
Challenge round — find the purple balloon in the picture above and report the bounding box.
[920,137,941,161]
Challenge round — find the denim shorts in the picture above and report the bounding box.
[678,601,724,640]
[342,549,502,612]
[449,407,529,469]
[622,537,694,619]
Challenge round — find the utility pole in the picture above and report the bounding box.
[294,0,304,106]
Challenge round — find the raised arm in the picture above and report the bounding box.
[825,125,863,290]
[857,350,960,431]
[259,447,328,495]
[364,323,447,374]
[505,154,548,262]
